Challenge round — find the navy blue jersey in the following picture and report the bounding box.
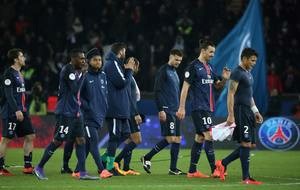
[230,66,253,107]
[154,64,180,114]
[184,59,219,112]
[80,68,108,128]
[55,63,84,117]
[1,67,27,119]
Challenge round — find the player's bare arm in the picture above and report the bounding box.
[176,81,190,120]
[250,97,263,124]
[226,80,238,126]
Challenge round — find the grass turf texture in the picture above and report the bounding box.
[0,149,299,190]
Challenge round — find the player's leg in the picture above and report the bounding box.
[34,115,66,180]
[61,140,74,174]
[0,118,15,176]
[18,114,35,174]
[123,131,141,175]
[187,110,208,178]
[141,116,170,174]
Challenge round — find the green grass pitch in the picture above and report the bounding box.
[1,148,300,190]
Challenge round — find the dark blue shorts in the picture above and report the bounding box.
[106,118,130,141]
[1,113,35,139]
[191,110,213,135]
[232,105,256,143]
[54,115,85,141]
[160,113,181,136]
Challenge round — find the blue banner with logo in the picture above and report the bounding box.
[211,0,268,117]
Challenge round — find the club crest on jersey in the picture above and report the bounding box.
[4,79,11,86]
[185,71,190,78]
[259,117,300,151]
[69,73,76,80]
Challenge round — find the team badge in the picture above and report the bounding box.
[4,79,11,86]
[185,71,190,78]
[69,73,76,80]
[259,117,300,151]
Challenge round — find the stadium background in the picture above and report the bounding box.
[0,0,299,150]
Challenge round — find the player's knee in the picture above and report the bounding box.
[195,134,204,143]
[24,134,35,142]
[75,137,86,145]
[53,139,63,146]
[240,141,251,148]
[133,136,142,144]
[0,137,11,145]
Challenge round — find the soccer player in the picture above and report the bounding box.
[34,49,98,180]
[114,57,142,175]
[141,49,185,175]
[216,48,263,185]
[0,48,35,175]
[177,39,230,178]
[71,48,113,179]
[103,42,135,175]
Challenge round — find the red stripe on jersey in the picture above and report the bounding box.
[203,63,214,112]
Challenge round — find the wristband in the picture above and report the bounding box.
[251,105,259,113]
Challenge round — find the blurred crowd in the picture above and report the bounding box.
[0,0,299,98]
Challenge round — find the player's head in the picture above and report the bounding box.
[70,48,85,70]
[111,42,127,61]
[199,39,215,62]
[86,48,102,71]
[241,48,258,70]
[126,57,140,74]
[7,48,25,67]
[168,49,183,68]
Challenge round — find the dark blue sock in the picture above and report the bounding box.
[75,143,86,172]
[204,141,215,173]
[122,142,137,171]
[170,143,180,171]
[189,141,203,173]
[107,141,118,157]
[63,141,74,168]
[222,146,240,167]
[115,142,137,163]
[0,157,5,169]
[24,152,32,168]
[240,146,250,180]
[38,142,61,168]
[89,137,105,171]
[144,139,169,160]
[123,150,132,171]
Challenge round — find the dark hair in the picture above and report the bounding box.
[111,42,126,55]
[170,49,183,57]
[199,39,215,50]
[69,48,84,58]
[7,48,23,65]
[241,48,258,60]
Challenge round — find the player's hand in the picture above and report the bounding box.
[222,67,231,80]
[158,111,166,122]
[176,107,185,120]
[15,110,24,122]
[226,114,235,126]
[124,57,135,70]
[135,114,142,125]
[254,112,263,124]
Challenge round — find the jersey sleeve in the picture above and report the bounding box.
[230,69,241,82]
[3,70,18,112]
[63,65,81,94]
[184,63,197,84]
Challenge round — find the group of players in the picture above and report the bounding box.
[0,39,263,185]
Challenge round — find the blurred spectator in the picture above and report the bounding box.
[29,82,47,116]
